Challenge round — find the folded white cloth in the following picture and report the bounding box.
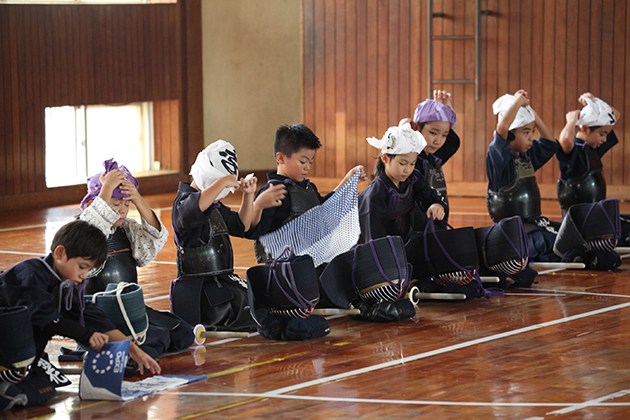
[190,140,239,200]
[367,123,426,155]
[577,97,616,128]
[492,94,536,131]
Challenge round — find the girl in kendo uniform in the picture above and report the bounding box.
[358,123,446,245]
[358,124,491,299]
[407,90,460,230]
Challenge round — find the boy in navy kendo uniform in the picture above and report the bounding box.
[170,140,284,332]
[486,90,560,262]
[556,93,629,246]
[80,158,194,359]
[248,124,366,265]
[249,124,419,324]
[0,220,161,382]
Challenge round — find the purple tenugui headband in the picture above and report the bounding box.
[80,158,139,210]
[413,99,457,126]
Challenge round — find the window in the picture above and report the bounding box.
[45,102,158,188]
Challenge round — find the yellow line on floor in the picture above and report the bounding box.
[204,351,310,379]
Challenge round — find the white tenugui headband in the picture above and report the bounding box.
[366,123,427,155]
[577,97,616,128]
[190,140,239,200]
[492,94,536,131]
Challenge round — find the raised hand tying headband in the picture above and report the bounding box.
[413,99,457,125]
[367,123,427,155]
[492,94,536,131]
[190,140,239,201]
[80,158,139,210]
[577,97,616,128]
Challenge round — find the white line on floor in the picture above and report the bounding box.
[260,301,630,396]
[167,391,630,408]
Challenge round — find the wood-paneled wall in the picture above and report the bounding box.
[0,1,202,210]
[303,0,630,199]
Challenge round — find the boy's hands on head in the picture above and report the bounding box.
[577,92,621,121]
[565,110,580,127]
[497,89,530,139]
[89,332,109,351]
[578,92,595,106]
[197,174,240,213]
[426,203,445,221]
[514,89,530,107]
[255,183,286,209]
[119,177,162,231]
[559,110,581,154]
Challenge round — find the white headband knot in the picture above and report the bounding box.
[492,94,536,131]
[577,97,616,128]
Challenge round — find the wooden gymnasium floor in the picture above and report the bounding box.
[1,191,630,420]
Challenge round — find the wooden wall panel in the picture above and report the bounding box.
[0,2,202,210]
[303,0,630,199]
[153,99,181,171]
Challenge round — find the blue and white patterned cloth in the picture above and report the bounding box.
[259,172,361,267]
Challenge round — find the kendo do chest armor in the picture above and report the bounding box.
[421,157,448,206]
[86,228,137,295]
[177,208,234,277]
[255,181,321,263]
[487,154,541,222]
[414,158,449,228]
[557,146,606,211]
[377,176,416,243]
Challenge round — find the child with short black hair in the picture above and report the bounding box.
[249,123,366,262]
[486,90,560,262]
[556,93,621,209]
[0,220,161,379]
[555,93,628,257]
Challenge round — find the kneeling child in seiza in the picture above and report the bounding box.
[80,159,194,359]
[486,90,561,262]
[556,93,629,249]
[248,124,415,323]
[170,140,281,332]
